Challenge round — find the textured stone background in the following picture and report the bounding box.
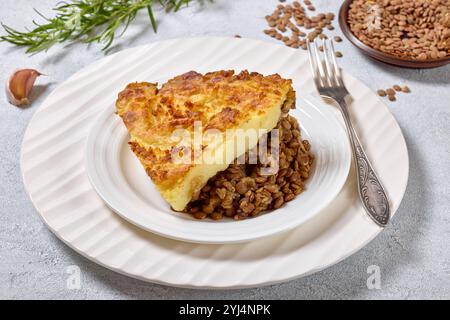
[1,0,449,299]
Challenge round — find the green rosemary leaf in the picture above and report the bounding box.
[0,0,195,53]
[175,0,189,11]
[147,4,158,32]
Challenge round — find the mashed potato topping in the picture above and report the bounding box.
[116,70,294,211]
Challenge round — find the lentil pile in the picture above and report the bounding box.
[348,0,450,60]
[184,115,314,220]
[263,0,343,56]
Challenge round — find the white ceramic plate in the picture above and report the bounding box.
[21,37,409,288]
[85,92,351,244]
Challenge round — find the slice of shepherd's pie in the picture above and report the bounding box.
[116,70,313,219]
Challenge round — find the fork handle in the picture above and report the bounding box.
[336,97,390,227]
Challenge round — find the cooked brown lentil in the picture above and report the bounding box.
[388,95,397,101]
[377,89,387,97]
[402,85,411,93]
[393,85,402,92]
[184,115,314,220]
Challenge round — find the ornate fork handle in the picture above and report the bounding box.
[335,97,390,226]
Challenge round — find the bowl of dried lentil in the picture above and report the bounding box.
[339,0,450,68]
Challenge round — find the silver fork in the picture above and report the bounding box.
[307,39,390,227]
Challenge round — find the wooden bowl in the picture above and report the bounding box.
[338,0,450,69]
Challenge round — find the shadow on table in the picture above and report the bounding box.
[365,58,450,85]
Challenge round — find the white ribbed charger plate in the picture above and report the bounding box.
[21,37,409,288]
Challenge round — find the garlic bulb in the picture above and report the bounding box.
[6,69,42,106]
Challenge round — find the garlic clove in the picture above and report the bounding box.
[6,69,43,106]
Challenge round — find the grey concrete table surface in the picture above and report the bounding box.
[1,0,449,300]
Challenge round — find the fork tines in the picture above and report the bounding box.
[306,39,345,89]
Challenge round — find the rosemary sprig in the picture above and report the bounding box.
[0,0,192,53]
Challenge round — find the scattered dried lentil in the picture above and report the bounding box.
[263,0,343,50]
[386,88,396,96]
[377,89,387,97]
[378,85,411,102]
